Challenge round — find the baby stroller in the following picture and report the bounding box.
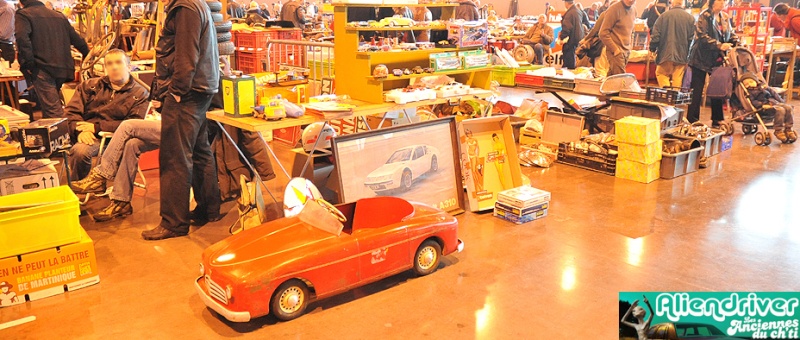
[724,46,778,145]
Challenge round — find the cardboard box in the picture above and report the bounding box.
[447,21,488,48]
[0,160,60,196]
[542,111,585,143]
[429,52,462,72]
[493,207,548,224]
[0,227,99,307]
[494,200,549,218]
[222,75,256,118]
[461,50,490,69]
[0,186,81,259]
[615,116,660,146]
[18,118,70,156]
[616,159,660,183]
[617,140,663,164]
[497,185,551,209]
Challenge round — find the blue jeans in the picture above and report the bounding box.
[96,119,161,202]
[32,70,65,118]
[69,141,100,180]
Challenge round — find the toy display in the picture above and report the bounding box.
[195,194,463,322]
[373,64,389,78]
[429,52,462,71]
[384,87,437,104]
[392,68,403,77]
[447,21,489,48]
[364,145,440,193]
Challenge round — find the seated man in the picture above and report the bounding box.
[65,49,149,180]
[72,118,160,221]
[521,14,554,65]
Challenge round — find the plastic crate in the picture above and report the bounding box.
[235,30,281,49]
[515,73,544,87]
[574,78,602,96]
[267,44,306,71]
[646,87,692,105]
[278,28,303,40]
[235,49,268,74]
[556,142,618,176]
[543,77,576,90]
[492,66,515,87]
[660,140,704,179]
[0,186,81,258]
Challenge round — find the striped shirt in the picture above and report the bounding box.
[0,0,13,44]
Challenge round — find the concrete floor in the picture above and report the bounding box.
[2,89,800,339]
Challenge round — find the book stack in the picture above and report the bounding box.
[494,186,551,224]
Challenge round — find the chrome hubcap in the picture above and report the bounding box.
[417,246,437,270]
[279,287,304,313]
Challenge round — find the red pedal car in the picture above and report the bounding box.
[195,196,463,322]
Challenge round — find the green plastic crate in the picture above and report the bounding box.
[493,66,515,87]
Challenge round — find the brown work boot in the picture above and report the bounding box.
[786,128,797,143]
[93,200,133,222]
[72,168,107,194]
[775,129,789,143]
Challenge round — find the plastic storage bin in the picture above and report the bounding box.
[0,186,81,258]
[492,66,515,87]
[661,145,704,179]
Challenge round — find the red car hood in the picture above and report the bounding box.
[203,216,338,278]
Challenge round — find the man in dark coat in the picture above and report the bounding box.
[143,0,221,240]
[559,0,584,69]
[16,0,88,118]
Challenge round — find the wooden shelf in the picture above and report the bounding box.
[354,47,480,56]
[346,25,448,31]
[333,3,458,7]
[368,67,492,81]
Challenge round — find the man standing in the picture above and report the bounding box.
[16,0,88,119]
[455,0,479,21]
[280,0,307,29]
[558,0,584,70]
[774,4,797,38]
[65,49,149,180]
[0,0,14,63]
[522,14,554,65]
[598,0,636,76]
[143,0,221,240]
[649,0,694,88]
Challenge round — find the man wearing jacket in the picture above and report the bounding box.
[522,14,554,65]
[559,0,584,70]
[0,0,14,63]
[774,3,799,39]
[649,0,694,88]
[16,0,88,119]
[143,0,221,240]
[598,0,636,76]
[455,0,479,21]
[280,0,306,29]
[65,49,149,180]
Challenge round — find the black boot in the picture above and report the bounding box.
[93,200,133,222]
[141,225,188,241]
[72,169,107,194]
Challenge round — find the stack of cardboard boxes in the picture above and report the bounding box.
[615,116,662,183]
[0,186,99,307]
[493,186,551,224]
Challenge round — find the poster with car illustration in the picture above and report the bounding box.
[332,118,465,214]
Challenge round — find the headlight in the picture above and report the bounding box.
[226,285,233,299]
[199,263,204,276]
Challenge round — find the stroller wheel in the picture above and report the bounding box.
[742,124,757,135]
[765,134,772,145]
[755,131,766,145]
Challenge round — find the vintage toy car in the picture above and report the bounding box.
[379,15,415,27]
[646,322,740,339]
[364,145,439,193]
[195,196,463,322]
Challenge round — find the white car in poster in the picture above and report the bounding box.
[364,145,440,193]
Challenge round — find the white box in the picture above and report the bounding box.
[0,160,60,196]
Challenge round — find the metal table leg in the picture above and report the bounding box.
[300,120,329,177]
[255,131,291,180]
[215,121,278,205]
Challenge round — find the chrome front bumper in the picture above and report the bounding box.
[195,277,252,322]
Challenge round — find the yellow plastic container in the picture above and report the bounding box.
[615,116,660,145]
[616,159,661,184]
[618,140,663,164]
[0,186,81,258]
[222,75,256,118]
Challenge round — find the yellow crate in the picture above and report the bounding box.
[616,159,660,184]
[0,186,81,258]
[615,116,660,145]
[618,140,663,164]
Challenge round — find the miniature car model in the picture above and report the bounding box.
[373,64,389,78]
[364,145,439,193]
[379,15,415,27]
[195,196,463,322]
[646,322,743,340]
[412,66,424,74]
[392,69,403,77]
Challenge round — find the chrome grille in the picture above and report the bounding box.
[205,275,228,305]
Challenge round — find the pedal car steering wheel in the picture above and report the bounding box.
[80,32,116,79]
[315,199,347,223]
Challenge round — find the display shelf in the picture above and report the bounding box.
[346,25,448,32]
[354,46,480,57]
[726,5,772,59]
[368,67,491,81]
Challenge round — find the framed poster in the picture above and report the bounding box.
[459,116,523,212]
[331,117,465,214]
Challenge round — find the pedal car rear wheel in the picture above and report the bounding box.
[413,240,442,276]
[755,131,766,145]
[271,279,310,321]
[764,134,772,145]
[719,122,733,136]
